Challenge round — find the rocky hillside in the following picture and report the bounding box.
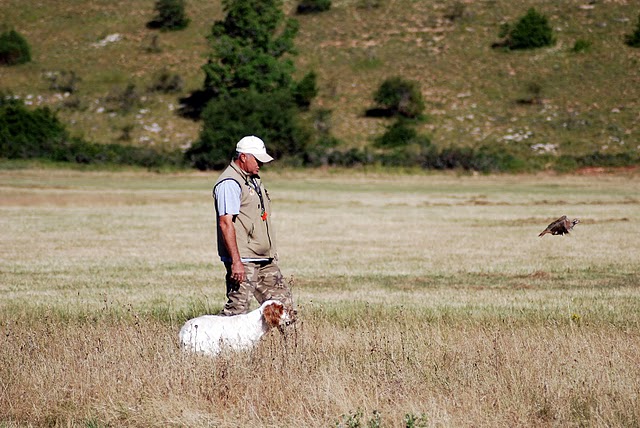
[1,0,639,161]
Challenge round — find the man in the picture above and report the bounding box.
[212,135,293,316]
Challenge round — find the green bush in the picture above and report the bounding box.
[625,14,640,47]
[0,96,182,168]
[373,120,434,167]
[444,2,466,22]
[292,71,318,109]
[103,83,141,114]
[44,70,81,93]
[372,77,425,118]
[185,90,309,170]
[0,29,31,66]
[0,97,68,159]
[573,150,639,168]
[296,0,332,14]
[325,148,372,167]
[554,155,579,172]
[66,141,183,168]
[571,39,592,53]
[375,120,418,149]
[148,68,183,93]
[500,8,555,50]
[147,0,190,31]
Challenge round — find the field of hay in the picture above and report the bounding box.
[1,166,639,427]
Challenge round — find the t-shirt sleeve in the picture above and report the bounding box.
[214,180,241,216]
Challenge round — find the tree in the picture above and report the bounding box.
[185,90,308,170]
[147,0,190,31]
[202,0,299,100]
[183,0,320,169]
[0,29,31,66]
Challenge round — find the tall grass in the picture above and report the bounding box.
[1,168,639,426]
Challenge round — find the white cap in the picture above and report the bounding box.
[236,136,274,163]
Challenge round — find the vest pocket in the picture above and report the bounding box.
[247,224,254,243]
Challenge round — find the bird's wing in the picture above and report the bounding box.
[547,216,565,233]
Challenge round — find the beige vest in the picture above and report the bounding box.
[213,162,276,260]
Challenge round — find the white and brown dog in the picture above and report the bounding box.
[179,300,295,356]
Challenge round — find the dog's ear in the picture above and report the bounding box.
[262,302,284,327]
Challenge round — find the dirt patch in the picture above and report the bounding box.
[525,270,552,280]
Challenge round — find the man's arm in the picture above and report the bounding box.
[218,214,246,283]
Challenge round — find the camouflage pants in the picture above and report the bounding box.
[222,260,293,316]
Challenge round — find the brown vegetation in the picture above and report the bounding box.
[1,168,639,426]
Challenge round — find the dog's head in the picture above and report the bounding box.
[262,300,297,329]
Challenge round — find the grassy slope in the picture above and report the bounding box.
[0,0,639,158]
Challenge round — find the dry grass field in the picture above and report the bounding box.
[1,166,639,427]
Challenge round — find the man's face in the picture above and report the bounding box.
[239,153,263,175]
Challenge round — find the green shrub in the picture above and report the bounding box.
[371,76,425,118]
[144,34,162,54]
[147,68,183,93]
[375,119,418,148]
[301,136,341,167]
[427,144,526,173]
[147,0,190,31]
[66,141,183,168]
[571,39,592,53]
[516,81,544,105]
[0,96,182,168]
[0,29,31,66]
[296,0,332,14]
[326,147,372,167]
[500,8,555,50]
[573,150,639,168]
[357,0,382,9]
[625,14,640,47]
[292,71,318,109]
[372,119,435,167]
[554,155,579,172]
[404,413,429,428]
[185,90,309,170]
[0,97,69,159]
[319,142,528,172]
[44,70,81,93]
[444,2,466,22]
[103,83,141,114]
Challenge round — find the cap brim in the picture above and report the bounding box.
[253,153,274,163]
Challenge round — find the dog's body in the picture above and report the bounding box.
[179,300,294,356]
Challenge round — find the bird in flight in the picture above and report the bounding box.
[538,215,580,237]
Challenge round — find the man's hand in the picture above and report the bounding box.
[230,259,245,283]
